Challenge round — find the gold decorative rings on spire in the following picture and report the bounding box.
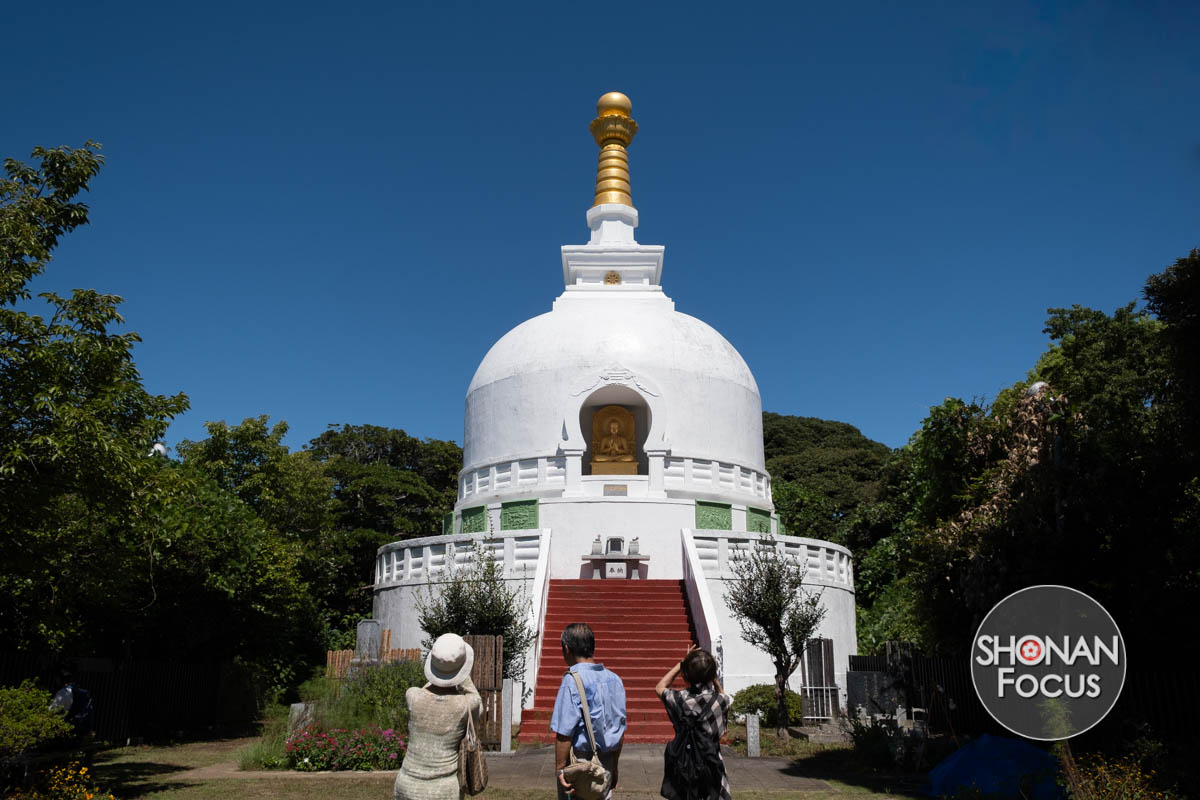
[590,91,638,208]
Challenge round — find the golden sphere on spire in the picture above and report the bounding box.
[589,91,638,208]
[596,91,633,118]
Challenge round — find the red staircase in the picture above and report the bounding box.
[518,579,695,745]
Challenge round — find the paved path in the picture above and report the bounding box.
[485,744,831,793]
[189,744,832,793]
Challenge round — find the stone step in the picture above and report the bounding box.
[519,579,696,745]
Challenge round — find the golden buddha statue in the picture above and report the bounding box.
[591,406,637,475]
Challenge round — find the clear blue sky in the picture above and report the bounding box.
[5,0,1197,451]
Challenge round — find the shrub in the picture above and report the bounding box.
[417,540,535,682]
[286,726,406,771]
[731,683,804,727]
[300,661,425,732]
[7,762,117,800]
[846,714,905,769]
[240,661,428,771]
[0,681,73,758]
[1062,751,1180,800]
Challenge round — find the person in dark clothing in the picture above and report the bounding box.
[654,646,732,800]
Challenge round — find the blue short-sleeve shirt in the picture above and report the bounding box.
[549,662,626,753]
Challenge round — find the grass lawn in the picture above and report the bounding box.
[86,735,927,799]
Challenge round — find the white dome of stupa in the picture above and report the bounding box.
[464,294,765,473]
[456,92,772,511]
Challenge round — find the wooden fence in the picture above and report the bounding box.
[463,635,503,748]
[325,626,423,679]
[324,632,506,750]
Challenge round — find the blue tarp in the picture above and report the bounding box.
[926,734,1062,799]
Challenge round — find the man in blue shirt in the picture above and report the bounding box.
[551,622,626,799]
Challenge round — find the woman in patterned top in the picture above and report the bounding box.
[654,645,732,800]
[394,633,482,800]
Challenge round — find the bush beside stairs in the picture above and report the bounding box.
[518,579,697,745]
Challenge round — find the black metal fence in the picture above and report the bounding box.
[0,653,257,744]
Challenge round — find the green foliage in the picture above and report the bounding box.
[305,424,462,636]
[849,250,1200,658]
[0,142,190,652]
[772,480,837,540]
[307,423,460,537]
[845,715,915,771]
[0,681,73,758]
[730,683,803,727]
[723,535,826,735]
[763,413,891,529]
[416,541,535,681]
[301,661,425,732]
[854,578,928,655]
[1061,751,1180,800]
[237,703,292,770]
[178,417,334,545]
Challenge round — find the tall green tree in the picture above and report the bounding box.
[0,142,189,651]
[306,424,462,632]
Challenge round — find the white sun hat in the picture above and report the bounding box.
[425,633,475,687]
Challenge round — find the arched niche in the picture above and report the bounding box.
[578,384,652,476]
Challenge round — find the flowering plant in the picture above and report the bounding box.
[8,762,118,800]
[285,725,406,771]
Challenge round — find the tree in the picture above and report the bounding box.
[0,142,189,651]
[177,416,346,644]
[1144,249,1200,457]
[723,536,826,738]
[307,424,460,536]
[416,541,535,681]
[771,479,838,540]
[762,413,892,523]
[306,424,462,636]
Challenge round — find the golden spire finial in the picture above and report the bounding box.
[590,91,638,208]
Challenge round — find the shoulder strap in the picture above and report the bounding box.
[464,706,478,746]
[569,671,600,753]
[691,689,722,725]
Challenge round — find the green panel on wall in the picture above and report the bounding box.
[695,501,732,530]
[442,512,454,536]
[747,507,771,533]
[461,506,486,534]
[500,499,538,530]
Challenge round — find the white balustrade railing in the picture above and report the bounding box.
[459,453,771,503]
[375,530,547,586]
[689,531,854,590]
[524,531,552,711]
[681,530,724,681]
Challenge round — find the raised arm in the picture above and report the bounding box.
[654,644,698,697]
[654,662,681,698]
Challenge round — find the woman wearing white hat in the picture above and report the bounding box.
[394,633,482,800]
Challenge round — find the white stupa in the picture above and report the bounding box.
[374,93,856,726]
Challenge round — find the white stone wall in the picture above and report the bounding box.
[373,526,857,718]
